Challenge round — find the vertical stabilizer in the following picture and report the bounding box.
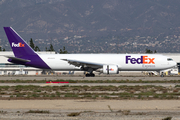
[3,27,51,69]
[4,27,36,58]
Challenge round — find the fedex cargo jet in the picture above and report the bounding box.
[4,27,176,77]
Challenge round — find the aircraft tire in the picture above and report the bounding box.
[85,73,95,77]
[91,73,95,77]
[85,74,90,77]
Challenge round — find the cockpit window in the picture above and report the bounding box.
[167,58,173,61]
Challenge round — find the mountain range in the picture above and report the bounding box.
[0,0,180,53]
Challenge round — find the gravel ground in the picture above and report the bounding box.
[0,112,180,120]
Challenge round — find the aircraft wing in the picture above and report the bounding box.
[61,59,103,69]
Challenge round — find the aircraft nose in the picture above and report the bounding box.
[173,61,177,66]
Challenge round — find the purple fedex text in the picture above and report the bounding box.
[126,56,155,64]
[126,56,143,64]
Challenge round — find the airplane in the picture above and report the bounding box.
[4,27,176,77]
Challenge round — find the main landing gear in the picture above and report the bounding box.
[82,67,95,77]
[84,70,95,77]
[85,73,95,77]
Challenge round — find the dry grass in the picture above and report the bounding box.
[67,112,81,117]
[25,110,50,114]
[0,84,180,100]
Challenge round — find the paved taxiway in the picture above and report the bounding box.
[0,83,178,87]
[0,76,180,81]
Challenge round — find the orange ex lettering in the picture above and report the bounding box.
[143,56,148,64]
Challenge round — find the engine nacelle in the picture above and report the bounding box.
[103,65,119,74]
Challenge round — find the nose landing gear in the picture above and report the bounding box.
[160,72,164,77]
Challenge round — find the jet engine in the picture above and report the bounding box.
[102,65,119,74]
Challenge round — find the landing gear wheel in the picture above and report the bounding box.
[85,74,90,77]
[85,73,95,77]
[91,73,95,77]
[161,72,164,77]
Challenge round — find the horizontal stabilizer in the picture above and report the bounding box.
[5,56,31,63]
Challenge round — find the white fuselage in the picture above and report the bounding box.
[4,27,176,73]
[38,54,176,71]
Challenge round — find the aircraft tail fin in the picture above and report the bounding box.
[4,27,36,58]
[4,27,51,69]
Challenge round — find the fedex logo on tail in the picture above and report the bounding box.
[12,42,25,47]
[126,56,155,64]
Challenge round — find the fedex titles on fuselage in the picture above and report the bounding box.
[12,42,25,47]
[126,56,155,64]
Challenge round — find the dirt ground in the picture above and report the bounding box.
[0,99,180,110]
[0,100,180,120]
